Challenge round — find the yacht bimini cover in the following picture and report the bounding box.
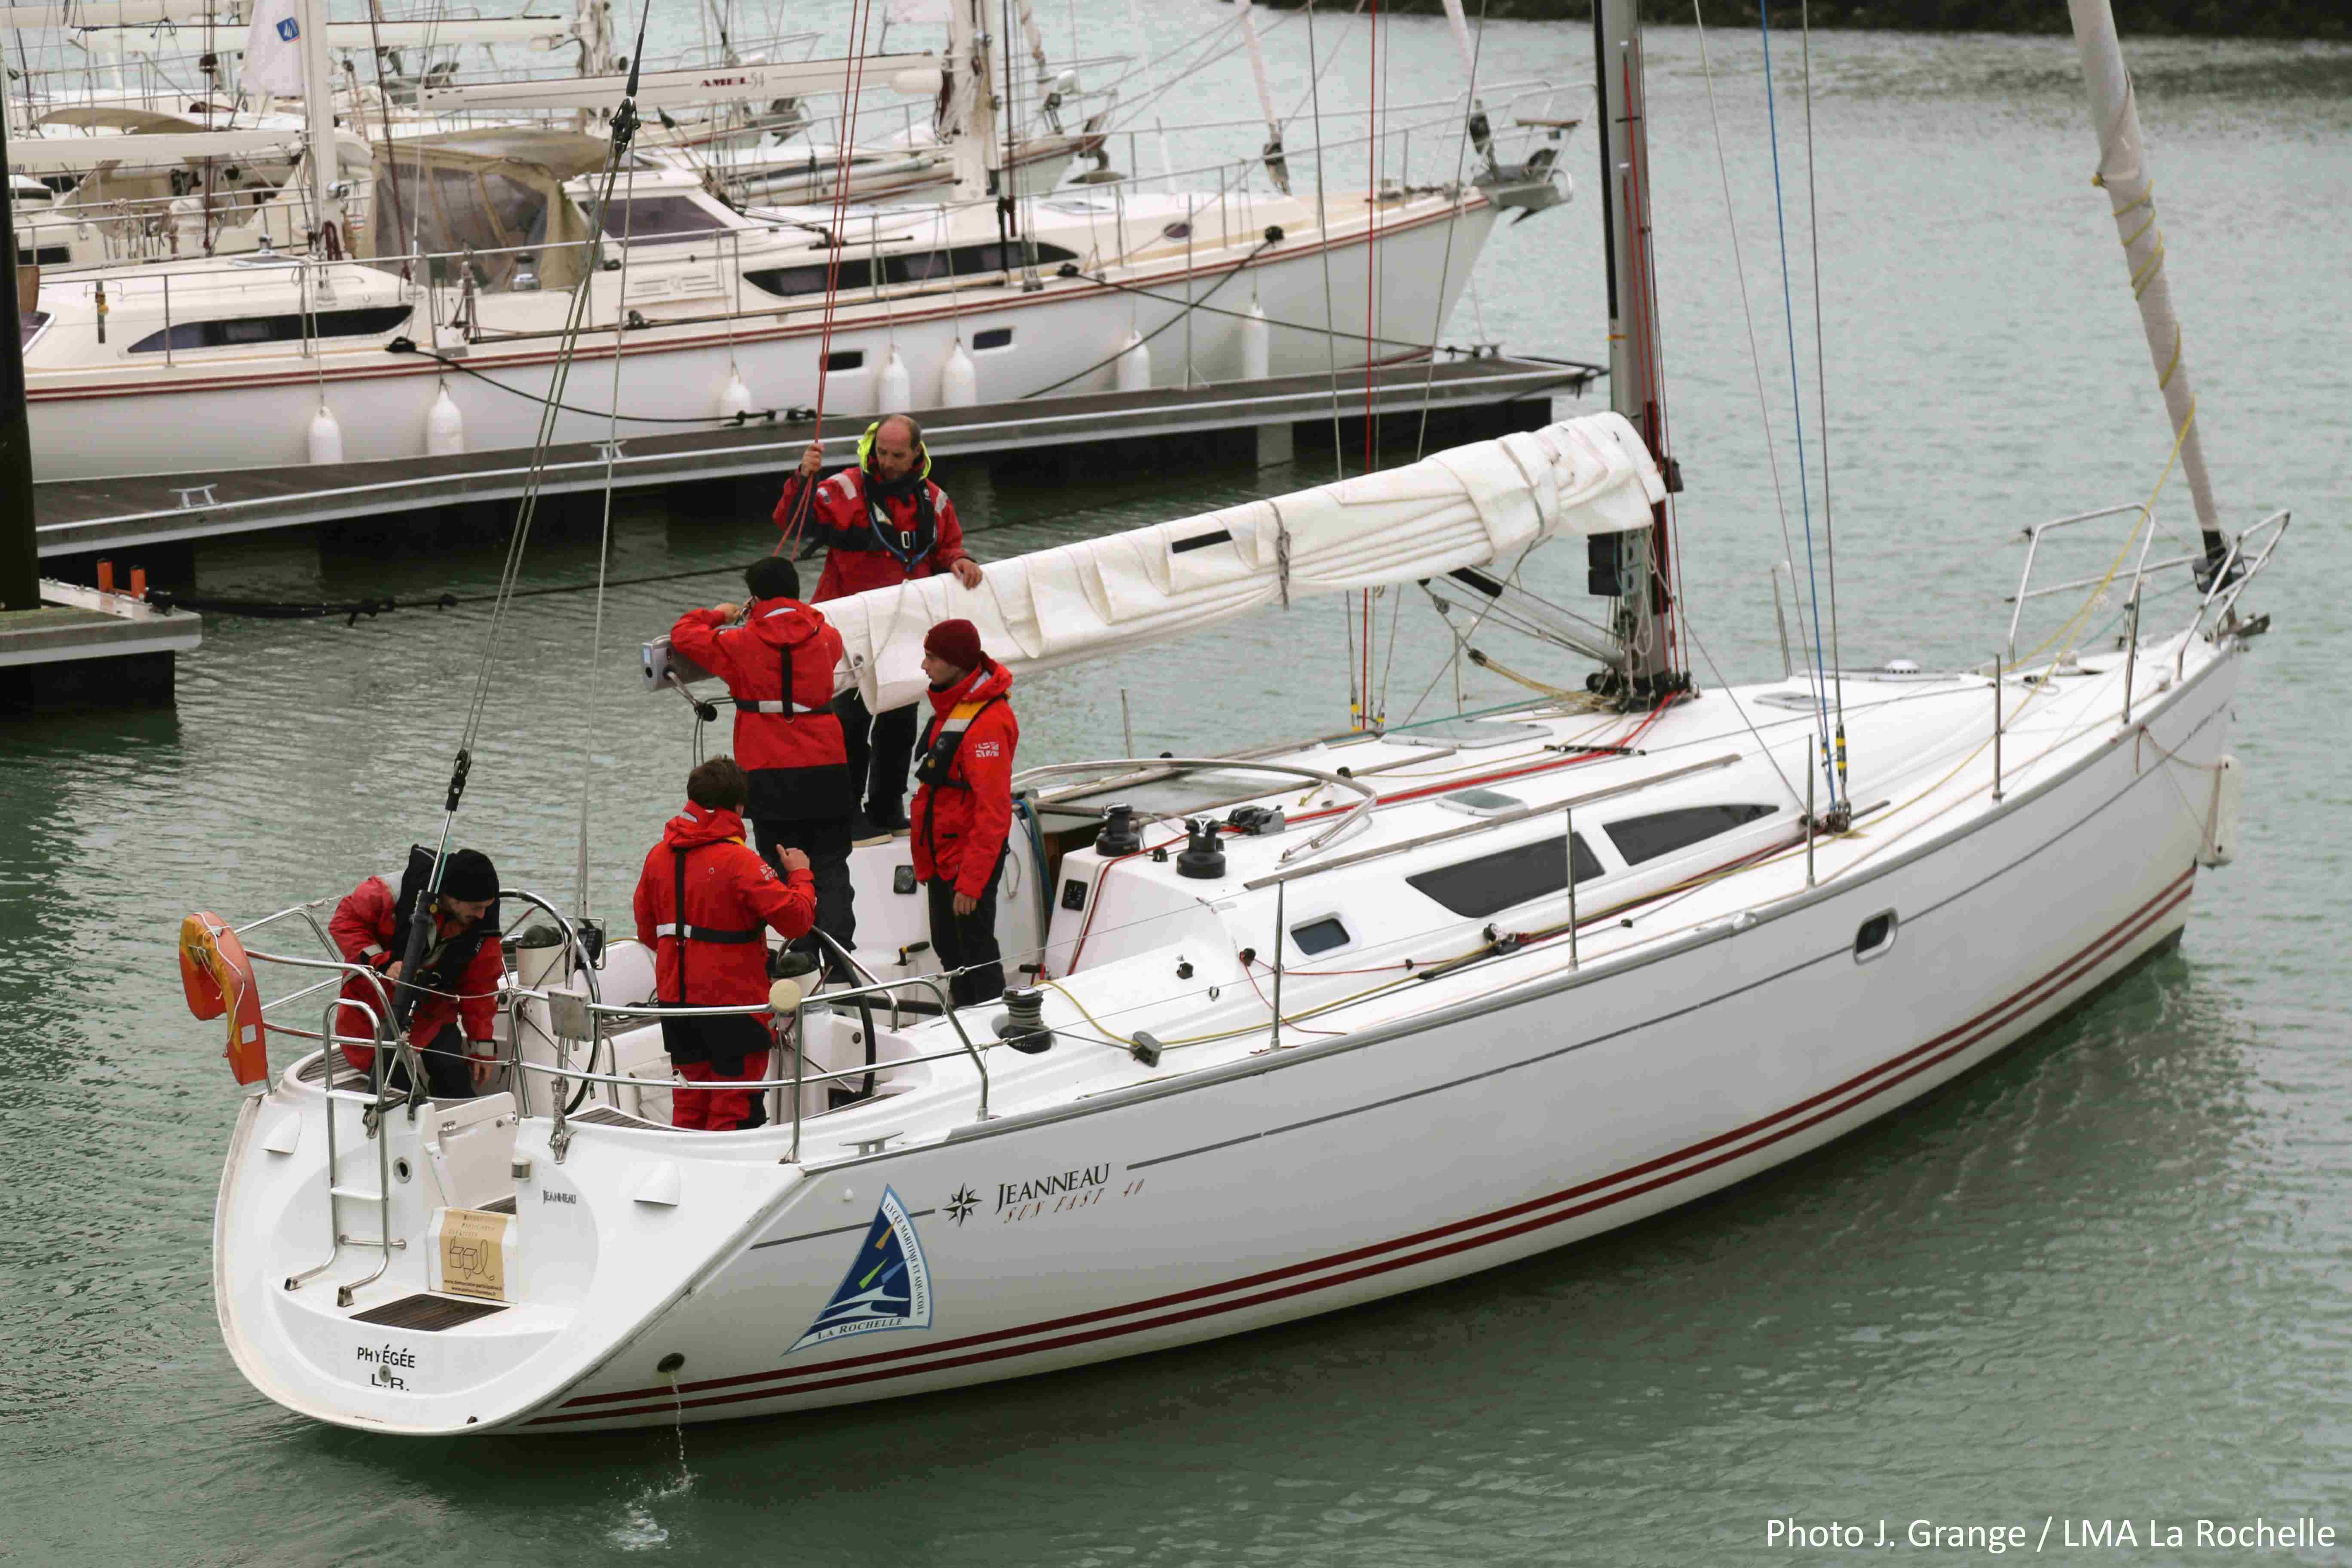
[649,414,1663,711]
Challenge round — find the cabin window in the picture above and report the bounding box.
[1289,916,1351,956]
[604,195,730,240]
[742,242,1077,300]
[824,349,864,372]
[18,310,50,350]
[973,327,1013,350]
[1853,910,1898,962]
[1604,804,1777,866]
[1406,835,1601,920]
[15,244,69,267]
[127,305,413,354]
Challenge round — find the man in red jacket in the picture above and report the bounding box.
[909,619,1019,1008]
[329,846,503,1100]
[634,756,818,1131]
[774,414,985,840]
[668,556,854,960]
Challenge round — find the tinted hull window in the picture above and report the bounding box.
[1406,835,1601,920]
[1603,804,1778,867]
[129,304,413,355]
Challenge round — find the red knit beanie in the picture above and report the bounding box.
[923,618,984,671]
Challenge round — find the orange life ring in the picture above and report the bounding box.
[180,911,268,1086]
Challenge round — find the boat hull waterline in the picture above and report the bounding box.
[214,637,2240,1433]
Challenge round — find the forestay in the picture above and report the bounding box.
[651,414,1662,711]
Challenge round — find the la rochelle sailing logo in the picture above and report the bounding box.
[788,1187,933,1353]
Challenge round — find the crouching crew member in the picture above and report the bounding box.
[633,757,817,1131]
[329,847,503,1100]
[668,558,855,960]
[774,414,984,841]
[910,619,1019,1008]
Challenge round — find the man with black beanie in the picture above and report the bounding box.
[328,846,504,1100]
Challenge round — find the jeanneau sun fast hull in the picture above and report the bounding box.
[210,571,2263,1430]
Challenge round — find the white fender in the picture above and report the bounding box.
[1114,327,1151,393]
[940,341,979,406]
[425,386,466,456]
[1242,300,1270,380]
[879,345,913,412]
[306,405,344,465]
[717,368,753,420]
[2199,753,2241,867]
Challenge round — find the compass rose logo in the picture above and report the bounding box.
[944,1185,980,1226]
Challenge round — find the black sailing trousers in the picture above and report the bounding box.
[926,850,1007,1009]
[754,815,854,955]
[835,688,921,820]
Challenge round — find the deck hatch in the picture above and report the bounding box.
[349,1293,509,1332]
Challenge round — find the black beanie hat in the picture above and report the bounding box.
[440,848,499,903]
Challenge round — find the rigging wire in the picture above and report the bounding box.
[1412,0,1490,466]
[381,0,661,1015]
[574,120,640,924]
[1357,0,1383,727]
[1757,0,1838,806]
[1305,0,1347,481]
[447,0,658,773]
[1689,0,1813,686]
[1799,0,1847,802]
[776,0,880,553]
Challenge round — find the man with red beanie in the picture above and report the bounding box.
[909,618,1019,1008]
[774,414,985,841]
[668,556,855,960]
[329,845,503,1100]
[634,756,817,1131]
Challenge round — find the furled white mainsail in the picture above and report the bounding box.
[647,414,1663,711]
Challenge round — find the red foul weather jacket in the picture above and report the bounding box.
[772,464,970,603]
[668,597,851,821]
[328,874,502,1074]
[910,658,1020,900]
[633,802,817,1009]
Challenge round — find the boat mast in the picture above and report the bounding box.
[1590,0,1683,701]
[297,0,341,253]
[2066,0,2229,573]
[1,111,37,612]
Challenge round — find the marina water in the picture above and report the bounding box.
[3,13,2348,1563]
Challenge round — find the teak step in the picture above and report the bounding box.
[349,1293,510,1332]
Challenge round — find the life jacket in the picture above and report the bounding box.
[391,845,499,1011]
[638,802,801,1094]
[840,465,941,572]
[911,658,1019,897]
[666,600,850,820]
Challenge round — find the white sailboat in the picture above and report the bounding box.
[18,0,1544,480]
[191,0,2280,1433]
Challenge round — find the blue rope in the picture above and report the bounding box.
[1759,0,1838,805]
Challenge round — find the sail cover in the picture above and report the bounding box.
[648,414,1664,711]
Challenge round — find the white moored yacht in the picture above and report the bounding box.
[189,0,2280,1434]
[21,0,1556,481]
